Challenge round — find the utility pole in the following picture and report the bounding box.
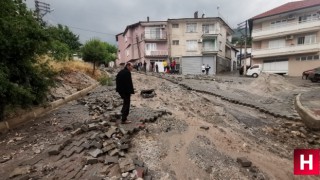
[34,0,53,21]
[237,20,248,76]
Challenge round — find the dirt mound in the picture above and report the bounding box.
[48,71,97,101]
[248,73,296,95]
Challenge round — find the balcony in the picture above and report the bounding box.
[202,47,218,54]
[252,43,320,58]
[202,31,219,39]
[252,19,320,40]
[145,50,168,57]
[142,31,167,41]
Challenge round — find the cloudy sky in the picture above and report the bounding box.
[25,0,298,45]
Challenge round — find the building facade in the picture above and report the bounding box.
[168,17,234,75]
[116,21,168,72]
[116,16,236,75]
[249,0,320,76]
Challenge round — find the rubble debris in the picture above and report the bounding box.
[140,89,156,98]
[236,157,252,167]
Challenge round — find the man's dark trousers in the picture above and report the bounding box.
[120,93,131,122]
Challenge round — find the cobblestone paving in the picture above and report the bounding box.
[145,72,302,121]
[0,86,167,180]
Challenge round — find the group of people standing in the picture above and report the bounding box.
[201,64,211,75]
[162,60,176,74]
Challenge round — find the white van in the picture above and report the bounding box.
[246,64,262,78]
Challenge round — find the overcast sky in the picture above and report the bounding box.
[25,0,299,45]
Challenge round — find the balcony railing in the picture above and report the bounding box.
[252,19,320,39]
[142,31,167,40]
[252,43,320,58]
[145,50,168,57]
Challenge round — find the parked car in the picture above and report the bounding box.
[246,64,261,78]
[308,67,320,82]
[302,68,319,80]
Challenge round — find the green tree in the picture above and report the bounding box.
[103,42,117,64]
[81,39,110,74]
[45,24,81,61]
[50,40,71,61]
[0,0,54,120]
[46,24,81,53]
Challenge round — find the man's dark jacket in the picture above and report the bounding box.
[116,67,134,94]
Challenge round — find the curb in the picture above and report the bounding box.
[295,93,320,130]
[0,83,100,133]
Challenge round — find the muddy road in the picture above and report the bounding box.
[0,72,319,180]
[131,73,318,180]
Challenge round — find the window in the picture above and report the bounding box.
[250,65,259,69]
[298,37,305,45]
[203,40,216,51]
[145,43,156,51]
[268,39,285,48]
[298,34,316,45]
[314,55,319,60]
[219,41,222,51]
[186,40,197,51]
[145,43,156,56]
[172,24,179,28]
[202,24,215,34]
[172,40,179,45]
[186,23,197,32]
[305,35,316,44]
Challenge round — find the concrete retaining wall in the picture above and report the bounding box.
[0,83,100,133]
[295,93,320,130]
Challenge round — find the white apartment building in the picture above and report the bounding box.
[249,0,320,76]
[168,17,235,75]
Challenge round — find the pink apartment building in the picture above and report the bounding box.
[116,20,168,72]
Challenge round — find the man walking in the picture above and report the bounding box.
[116,63,134,124]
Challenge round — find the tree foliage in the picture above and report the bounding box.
[0,0,54,120]
[46,24,81,61]
[81,39,117,74]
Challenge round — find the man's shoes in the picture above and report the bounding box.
[121,120,132,124]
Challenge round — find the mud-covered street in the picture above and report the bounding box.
[0,72,319,180]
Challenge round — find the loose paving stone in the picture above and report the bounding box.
[133,159,144,167]
[237,157,252,167]
[48,145,62,155]
[88,123,99,130]
[88,149,103,158]
[109,149,119,156]
[9,166,32,178]
[105,155,119,164]
[82,142,91,149]
[90,140,102,149]
[119,158,135,173]
[65,165,82,179]
[119,144,130,150]
[70,128,82,136]
[84,156,98,165]
[106,126,118,138]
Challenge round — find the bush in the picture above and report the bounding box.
[98,75,113,86]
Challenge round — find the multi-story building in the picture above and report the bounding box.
[249,0,320,76]
[168,17,234,75]
[116,20,168,71]
[116,15,236,75]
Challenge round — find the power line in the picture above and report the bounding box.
[67,26,115,36]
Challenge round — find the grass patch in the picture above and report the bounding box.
[46,57,102,79]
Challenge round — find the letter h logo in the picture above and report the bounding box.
[294,149,320,175]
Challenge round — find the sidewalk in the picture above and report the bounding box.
[295,89,320,130]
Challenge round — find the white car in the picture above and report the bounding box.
[246,64,262,78]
